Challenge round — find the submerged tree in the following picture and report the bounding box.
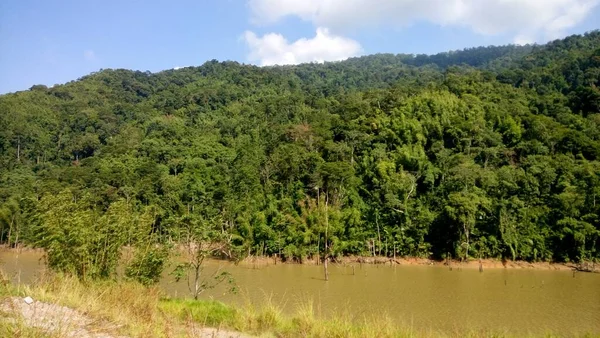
[172,213,236,299]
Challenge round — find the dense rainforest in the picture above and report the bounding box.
[1,31,600,276]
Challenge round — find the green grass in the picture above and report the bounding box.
[158,297,410,337]
[160,298,240,328]
[159,297,535,338]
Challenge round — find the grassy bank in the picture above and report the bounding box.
[0,271,593,337]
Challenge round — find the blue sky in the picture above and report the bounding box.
[1,0,599,94]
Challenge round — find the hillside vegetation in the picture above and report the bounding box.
[1,31,600,273]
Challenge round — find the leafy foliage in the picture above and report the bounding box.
[1,31,600,265]
[125,242,170,286]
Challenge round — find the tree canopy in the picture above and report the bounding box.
[1,31,599,265]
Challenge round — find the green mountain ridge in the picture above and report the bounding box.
[1,31,599,266]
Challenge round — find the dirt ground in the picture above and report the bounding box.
[0,297,251,338]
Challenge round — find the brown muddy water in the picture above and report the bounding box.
[1,250,599,335]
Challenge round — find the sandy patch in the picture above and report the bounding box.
[0,296,127,337]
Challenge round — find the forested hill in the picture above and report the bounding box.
[1,31,600,265]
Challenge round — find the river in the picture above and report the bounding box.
[1,250,599,335]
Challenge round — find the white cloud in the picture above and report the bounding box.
[243,27,362,66]
[248,0,599,43]
[513,35,534,46]
[83,50,96,61]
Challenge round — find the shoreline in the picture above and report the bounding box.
[240,255,597,272]
[1,246,597,273]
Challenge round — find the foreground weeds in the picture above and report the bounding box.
[0,322,50,338]
[0,272,595,337]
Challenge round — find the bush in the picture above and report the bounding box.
[125,243,170,286]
